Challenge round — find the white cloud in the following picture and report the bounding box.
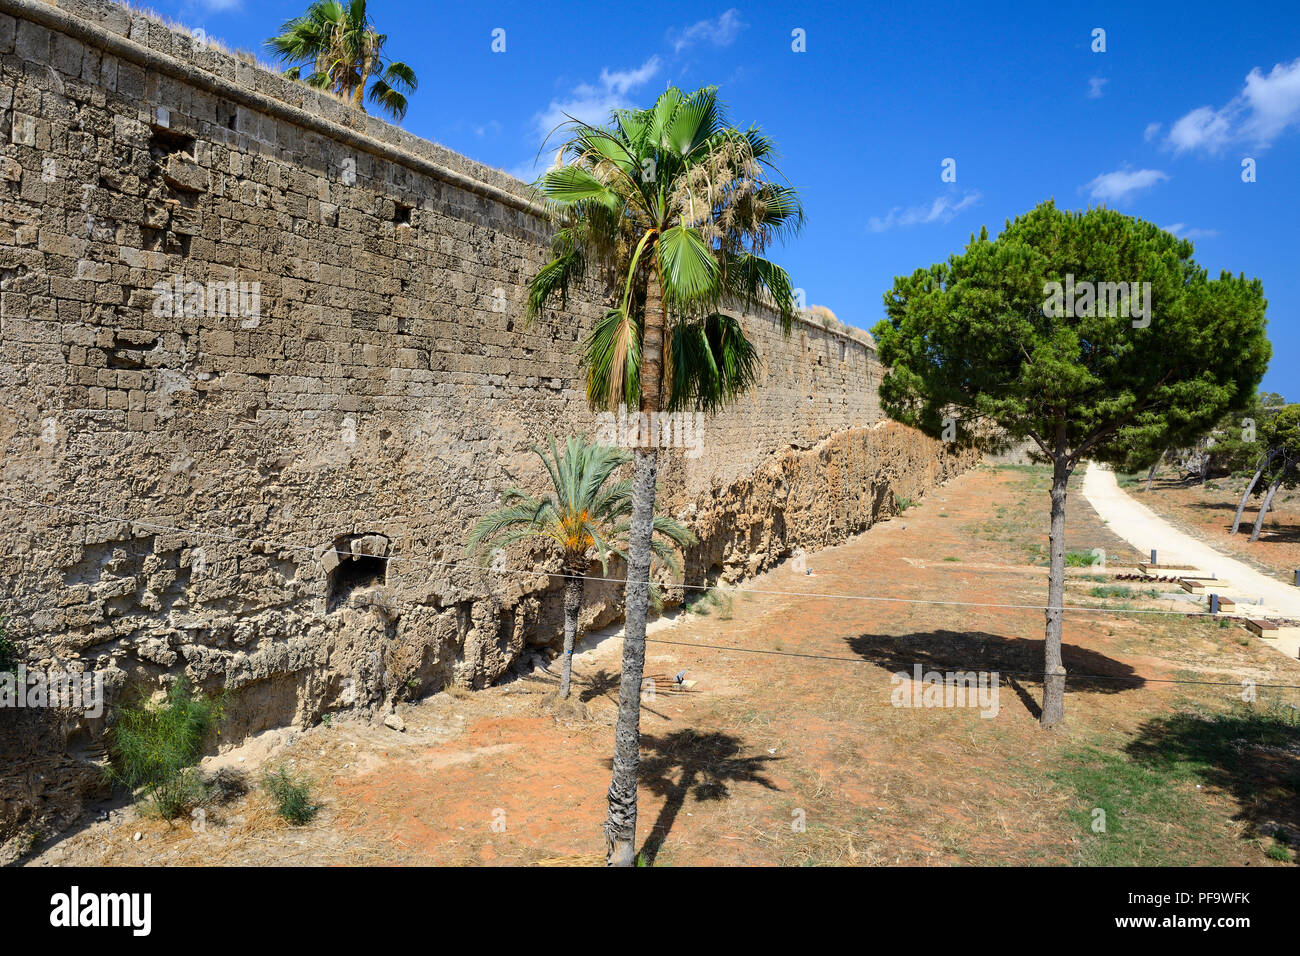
[672,9,746,53]
[1143,122,1162,142]
[866,191,982,233]
[1085,168,1168,202]
[532,56,662,141]
[1240,57,1300,144]
[1167,105,1235,154]
[1165,56,1300,153]
[1163,223,1219,240]
[1088,77,1108,99]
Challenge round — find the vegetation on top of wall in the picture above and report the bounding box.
[266,0,418,122]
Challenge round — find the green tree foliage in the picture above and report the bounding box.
[266,0,417,122]
[873,201,1270,727]
[1242,404,1300,541]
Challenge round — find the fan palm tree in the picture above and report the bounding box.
[467,436,695,700]
[266,0,417,122]
[525,85,803,865]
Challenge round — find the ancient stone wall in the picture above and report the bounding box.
[0,0,974,850]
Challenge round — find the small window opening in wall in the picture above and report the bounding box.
[327,538,389,611]
[839,341,846,363]
[148,126,196,160]
[394,201,413,227]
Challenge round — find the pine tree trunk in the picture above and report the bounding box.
[558,573,585,699]
[1249,473,1283,543]
[1145,460,1158,491]
[1232,451,1276,535]
[1041,433,1071,729]
[604,265,665,867]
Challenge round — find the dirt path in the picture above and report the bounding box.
[1081,463,1300,621]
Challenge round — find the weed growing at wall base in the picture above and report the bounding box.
[108,678,225,820]
[263,765,319,825]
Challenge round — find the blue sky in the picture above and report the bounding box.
[156,0,1297,396]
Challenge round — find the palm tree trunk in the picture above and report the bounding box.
[1232,450,1277,534]
[1249,473,1284,542]
[604,266,665,867]
[1041,426,1071,729]
[558,573,585,699]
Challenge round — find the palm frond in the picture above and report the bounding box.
[367,79,408,121]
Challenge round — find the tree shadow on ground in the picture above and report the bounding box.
[578,668,674,720]
[634,729,781,865]
[1239,525,1300,544]
[845,630,1146,719]
[1179,498,1300,533]
[1124,705,1300,855]
[1182,500,1247,513]
[578,668,620,703]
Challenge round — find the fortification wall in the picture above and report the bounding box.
[0,0,975,851]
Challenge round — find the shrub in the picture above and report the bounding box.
[686,587,734,619]
[1089,585,1160,600]
[0,620,17,675]
[108,677,224,820]
[263,765,319,825]
[1066,551,1102,567]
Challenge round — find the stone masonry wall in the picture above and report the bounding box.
[0,0,974,850]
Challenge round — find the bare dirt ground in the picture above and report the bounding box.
[1126,472,1300,583]
[24,465,1300,867]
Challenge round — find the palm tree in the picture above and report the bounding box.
[266,0,417,122]
[467,436,695,700]
[525,86,803,865]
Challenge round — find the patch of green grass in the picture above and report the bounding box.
[686,587,734,619]
[1088,585,1160,600]
[1066,550,1104,567]
[1051,702,1300,865]
[943,556,961,562]
[108,677,225,820]
[263,765,319,825]
[1266,844,1292,862]
[896,496,913,512]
